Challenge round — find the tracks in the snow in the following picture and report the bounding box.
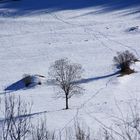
[48,12,139,133]
[60,76,115,133]
[50,12,140,58]
[50,13,115,53]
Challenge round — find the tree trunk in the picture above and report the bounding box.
[65,94,69,109]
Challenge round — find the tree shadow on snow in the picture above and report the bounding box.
[0,109,62,123]
[0,110,47,123]
[0,0,140,17]
[4,78,35,93]
[74,71,120,84]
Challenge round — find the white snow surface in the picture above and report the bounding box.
[0,0,140,136]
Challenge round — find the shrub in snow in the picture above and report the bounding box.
[128,26,139,32]
[23,74,46,87]
[48,58,84,109]
[23,74,32,87]
[114,50,138,75]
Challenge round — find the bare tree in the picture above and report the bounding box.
[1,95,32,140]
[113,50,138,75]
[31,119,55,140]
[75,122,90,140]
[49,58,84,109]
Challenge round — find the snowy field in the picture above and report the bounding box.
[0,0,140,138]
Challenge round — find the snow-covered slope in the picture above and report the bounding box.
[0,0,140,136]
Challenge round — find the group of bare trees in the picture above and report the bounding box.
[0,95,56,140]
[0,95,32,140]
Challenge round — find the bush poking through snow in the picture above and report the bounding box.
[23,74,32,87]
[22,74,46,87]
[128,26,139,32]
[113,50,138,75]
[48,58,84,109]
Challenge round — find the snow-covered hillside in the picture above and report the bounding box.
[0,0,140,138]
